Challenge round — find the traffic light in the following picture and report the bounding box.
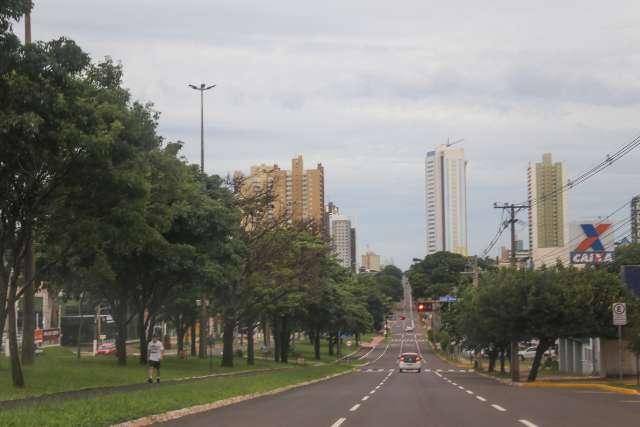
[417,302,433,312]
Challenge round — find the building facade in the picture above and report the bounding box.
[632,195,640,244]
[528,153,569,268]
[242,155,325,232]
[425,145,468,256]
[350,227,357,273]
[361,251,381,272]
[326,203,356,271]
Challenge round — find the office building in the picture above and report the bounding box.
[528,153,569,267]
[425,145,468,256]
[326,203,354,270]
[361,251,381,273]
[242,155,325,232]
[350,228,357,273]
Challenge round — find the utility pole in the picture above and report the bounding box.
[493,202,529,383]
[188,83,215,359]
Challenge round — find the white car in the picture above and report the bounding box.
[399,352,422,373]
[518,346,555,361]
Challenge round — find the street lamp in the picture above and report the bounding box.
[187,83,216,173]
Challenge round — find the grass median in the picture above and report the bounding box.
[0,363,352,427]
[0,346,282,401]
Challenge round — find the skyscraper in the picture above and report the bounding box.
[425,145,468,256]
[361,251,381,272]
[242,155,325,232]
[632,196,640,244]
[527,153,569,267]
[326,203,353,270]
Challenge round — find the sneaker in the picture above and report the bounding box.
[147,378,153,384]
[156,378,160,383]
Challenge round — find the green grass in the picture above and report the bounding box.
[0,364,351,427]
[291,340,342,364]
[0,346,282,401]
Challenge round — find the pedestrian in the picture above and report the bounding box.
[147,334,165,383]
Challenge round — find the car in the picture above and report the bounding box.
[96,342,116,356]
[518,346,555,361]
[405,325,414,332]
[399,352,422,373]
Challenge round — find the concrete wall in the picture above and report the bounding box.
[599,338,640,377]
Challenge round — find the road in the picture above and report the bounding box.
[162,281,640,427]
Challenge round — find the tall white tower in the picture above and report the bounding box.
[425,145,468,256]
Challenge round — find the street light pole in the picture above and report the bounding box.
[188,83,215,359]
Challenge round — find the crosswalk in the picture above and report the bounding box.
[356,368,475,374]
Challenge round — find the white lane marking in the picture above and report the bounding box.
[466,390,474,395]
[377,368,384,372]
[425,369,432,372]
[519,420,539,427]
[459,370,466,373]
[375,386,381,390]
[331,418,346,427]
[435,372,442,377]
[350,404,361,412]
[436,369,443,372]
[369,390,376,395]
[491,404,507,412]
[362,396,370,401]
[457,386,465,390]
[368,340,392,365]
[476,396,487,402]
[448,369,455,372]
[452,382,458,386]
[468,369,475,372]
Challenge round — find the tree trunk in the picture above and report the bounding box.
[280,315,289,364]
[8,290,25,387]
[190,321,197,357]
[336,333,342,357]
[138,310,147,364]
[198,296,207,359]
[488,347,498,373]
[328,335,335,356]
[499,349,506,373]
[314,329,321,360]
[176,315,184,354]
[221,316,235,368]
[76,294,84,359]
[247,322,255,365]
[21,234,36,365]
[115,302,128,366]
[272,315,281,362]
[527,338,555,382]
[262,317,270,346]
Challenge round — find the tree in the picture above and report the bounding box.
[407,252,468,300]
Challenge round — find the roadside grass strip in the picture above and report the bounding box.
[0,365,352,427]
[521,382,640,396]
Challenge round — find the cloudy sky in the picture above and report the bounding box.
[21,1,640,269]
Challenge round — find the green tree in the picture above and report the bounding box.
[408,252,469,300]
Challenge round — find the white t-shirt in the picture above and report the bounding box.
[148,340,164,362]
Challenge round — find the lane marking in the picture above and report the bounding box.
[350,404,360,412]
[435,372,442,377]
[449,369,455,372]
[476,396,487,402]
[491,404,507,412]
[362,396,369,401]
[519,420,539,427]
[331,418,346,427]
[369,390,376,395]
[375,386,381,390]
[457,386,465,390]
[466,390,474,395]
[452,382,458,386]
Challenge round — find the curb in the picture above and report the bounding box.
[520,382,640,396]
[111,368,355,426]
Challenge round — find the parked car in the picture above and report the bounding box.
[96,342,116,356]
[518,346,555,361]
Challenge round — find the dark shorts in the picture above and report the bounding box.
[149,360,161,369]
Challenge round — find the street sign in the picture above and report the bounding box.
[613,302,627,325]
[438,295,457,303]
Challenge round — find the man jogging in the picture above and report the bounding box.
[147,335,164,383]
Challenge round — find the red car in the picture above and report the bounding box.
[96,342,116,356]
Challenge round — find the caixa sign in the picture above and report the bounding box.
[570,223,615,265]
[570,251,614,264]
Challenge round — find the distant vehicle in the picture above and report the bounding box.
[96,342,116,356]
[405,325,414,332]
[399,352,422,373]
[518,346,555,361]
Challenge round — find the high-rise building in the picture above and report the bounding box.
[528,153,569,267]
[242,155,325,232]
[425,145,468,256]
[326,203,354,270]
[350,227,357,273]
[361,251,381,272]
[632,196,640,244]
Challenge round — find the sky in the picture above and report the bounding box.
[20,0,640,269]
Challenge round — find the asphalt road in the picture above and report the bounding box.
[162,282,640,427]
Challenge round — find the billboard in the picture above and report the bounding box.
[569,221,615,265]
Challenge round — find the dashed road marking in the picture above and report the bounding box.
[369,390,376,395]
[518,420,538,427]
[466,390,474,395]
[476,396,487,402]
[491,404,507,412]
[362,396,369,401]
[457,386,465,390]
[452,382,458,386]
[448,369,455,372]
[331,418,346,427]
[350,404,360,412]
[459,370,466,372]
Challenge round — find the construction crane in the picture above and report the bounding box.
[446,137,465,147]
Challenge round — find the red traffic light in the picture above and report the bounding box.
[417,302,433,312]
[417,303,426,312]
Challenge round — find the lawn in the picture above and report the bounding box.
[0,346,283,401]
[0,364,352,427]
[291,338,360,364]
